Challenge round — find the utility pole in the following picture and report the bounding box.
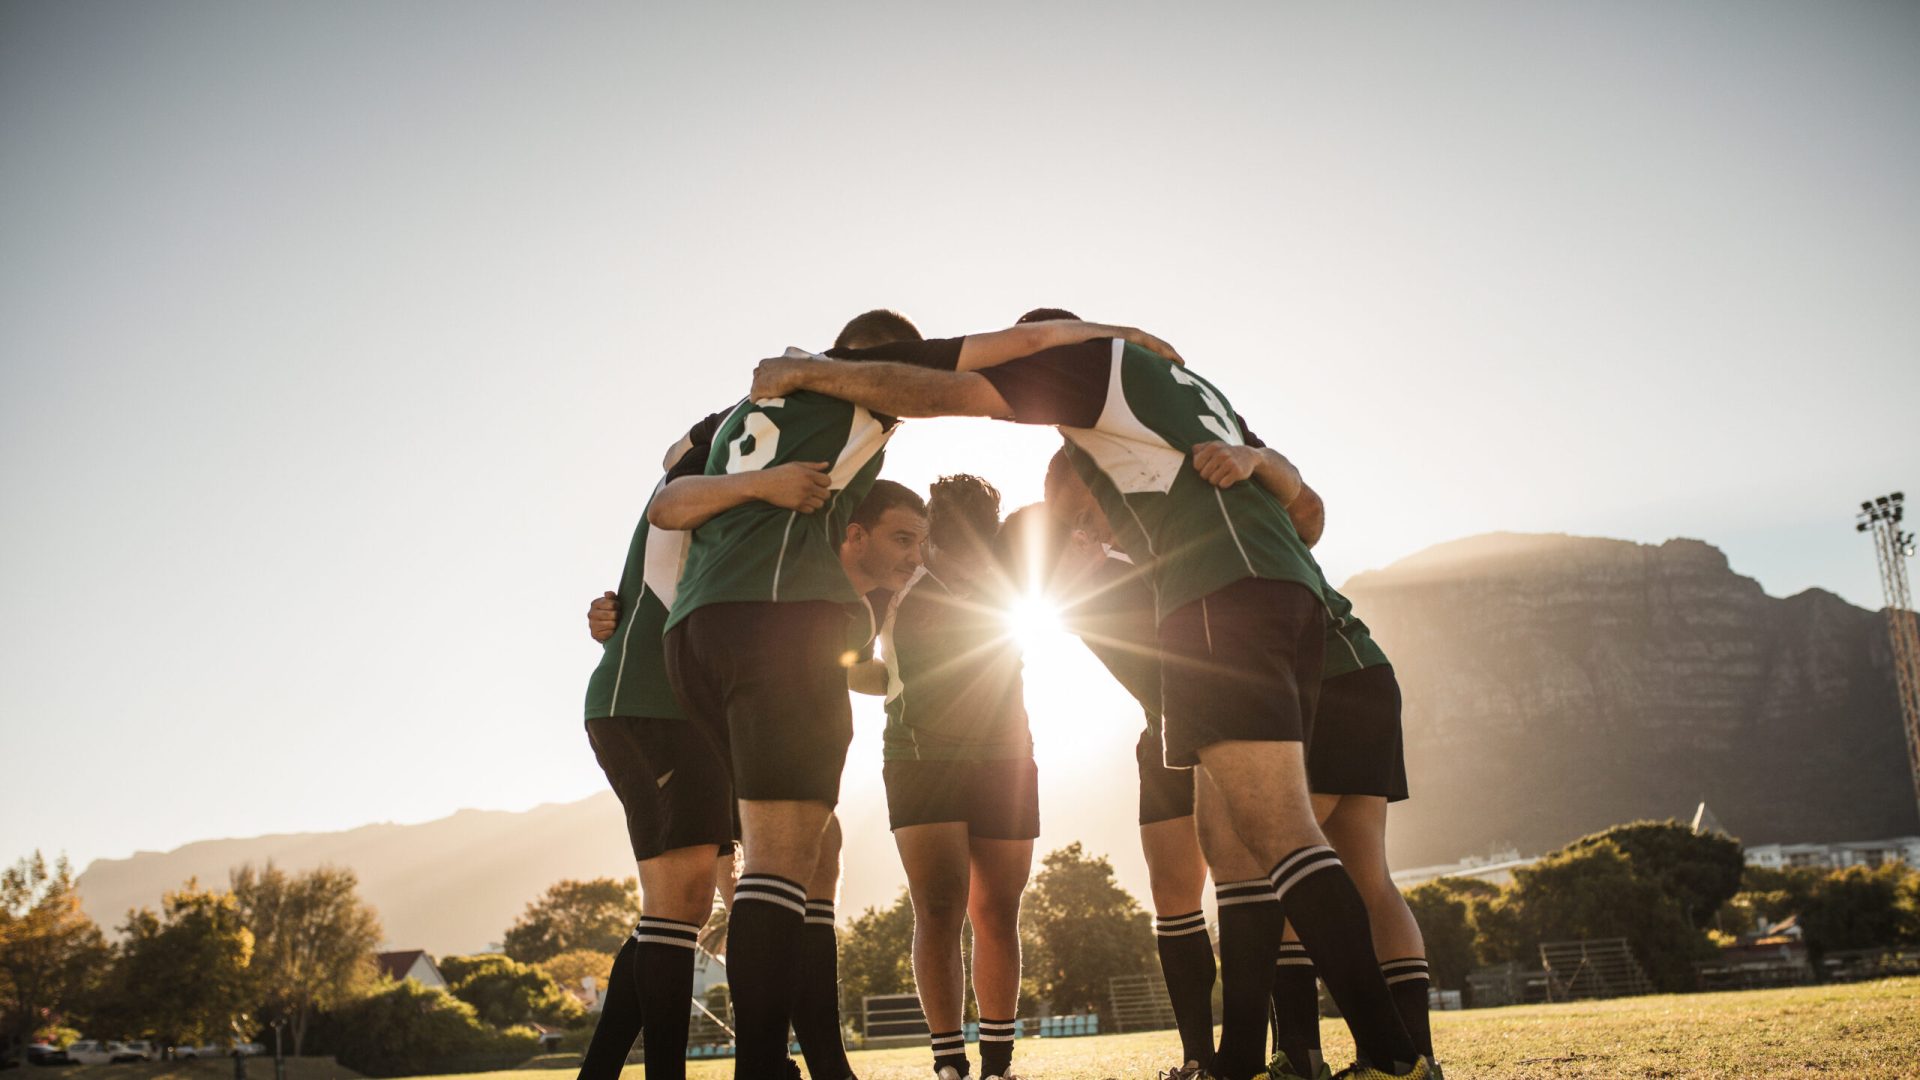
[1857,492,1920,821]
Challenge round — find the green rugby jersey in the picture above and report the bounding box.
[1322,583,1390,680]
[979,339,1328,623]
[879,566,1034,762]
[1064,555,1162,717]
[582,414,724,721]
[665,350,902,631]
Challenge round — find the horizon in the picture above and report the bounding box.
[5,1,1919,882]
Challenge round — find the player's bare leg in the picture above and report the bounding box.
[896,822,973,1076]
[968,836,1034,1078]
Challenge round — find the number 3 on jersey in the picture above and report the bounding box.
[1168,367,1241,445]
[725,398,785,473]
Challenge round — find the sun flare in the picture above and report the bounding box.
[1005,592,1065,654]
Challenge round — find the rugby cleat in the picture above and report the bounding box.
[934,1067,965,1080]
[1253,1050,1330,1080]
[1155,1064,1214,1080]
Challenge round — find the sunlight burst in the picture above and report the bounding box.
[1005,592,1065,654]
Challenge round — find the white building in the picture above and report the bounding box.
[1744,837,1920,871]
[375,949,449,990]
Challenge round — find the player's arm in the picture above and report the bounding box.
[847,659,888,695]
[1191,442,1326,547]
[648,461,833,530]
[955,321,1182,370]
[754,360,1014,420]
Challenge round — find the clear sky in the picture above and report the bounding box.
[4,1,1918,880]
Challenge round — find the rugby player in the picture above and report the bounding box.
[874,474,1036,1080]
[661,314,1172,1077]
[577,412,833,1080]
[747,332,1431,1080]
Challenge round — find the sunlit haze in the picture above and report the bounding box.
[3,2,1917,920]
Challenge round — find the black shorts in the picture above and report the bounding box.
[585,716,738,862]
[882,758,1041,840]
[1136,714,1195,825]
[1308,665,1409,802]
[664,600,856,804]
[1158,578,1326,768]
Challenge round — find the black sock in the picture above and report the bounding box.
[793,899,854,1080]
[632,917,700,1080]
[1269,848,1415,1070]
[728,875,809,1076]
[977,1018,1015,1078]
[930,1029,968,1076]
[1271,941,1320,1077]
[576,931,642,1080]
[1214,879,1281,1080]
[1153,910,1217,1069]
[1381,958,1432,1060]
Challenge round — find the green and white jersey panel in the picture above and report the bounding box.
[666,351,895,630]
[583,476,689,721]
[1060,340,1327,622]
[879,566,1035,762]
[1322,584,1390,680]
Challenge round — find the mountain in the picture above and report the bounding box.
[75,533,1919,951]
[75,798,642,958]
[1345,532,1919,869]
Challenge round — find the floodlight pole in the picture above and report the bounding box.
[1857,492,1920,822]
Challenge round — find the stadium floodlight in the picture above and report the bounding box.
[1857,492,1920,824]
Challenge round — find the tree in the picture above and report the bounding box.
[1565,821,1744,928]
[1798,863,1920,960]
[0,854,110,1061]
[305,978,538,1078]
[500,879,638,964]
[1402,877,1490,991]
[1019,844,1156,1014]
[535,950,617,1005]
[231,863,382,1056]
[836,890,915,1030]
[110,881,255,1045]
[1474,840,1705,992]
[440,954,583,1028]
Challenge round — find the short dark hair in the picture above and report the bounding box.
[851,478,927,532]
[1017,307,1080,324]
[928,473,1002,556]
[835,309,923,351]
[1043,446,1077,503]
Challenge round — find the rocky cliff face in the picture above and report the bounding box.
[1343,532,1919,869]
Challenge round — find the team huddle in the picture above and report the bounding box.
[577,310,1438,1080]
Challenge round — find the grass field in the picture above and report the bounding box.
[53,978,1919,1080]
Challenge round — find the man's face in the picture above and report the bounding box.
[1045,463,1113,547]
[844,507,928,592]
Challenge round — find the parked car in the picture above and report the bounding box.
[61,1042,112,1066]
[111,1043,153,1064]
[25,1044,70,1067]
[175,1043,261,1060]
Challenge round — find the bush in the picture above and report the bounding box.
[439,953,583,1029]
[307,978,538,1078]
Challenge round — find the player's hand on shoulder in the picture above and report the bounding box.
[756,461,832,514]
[588,590,620,641]
[1113,325,1184,366]
[751,356,810,401]
[1192,441,1259,488]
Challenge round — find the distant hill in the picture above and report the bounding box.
[76,797,641,958]
[76,532,1920,952]
[1346,532,1919,868]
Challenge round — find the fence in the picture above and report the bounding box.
[1538,938,1654,1001]
[1107,972,1179,1033]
